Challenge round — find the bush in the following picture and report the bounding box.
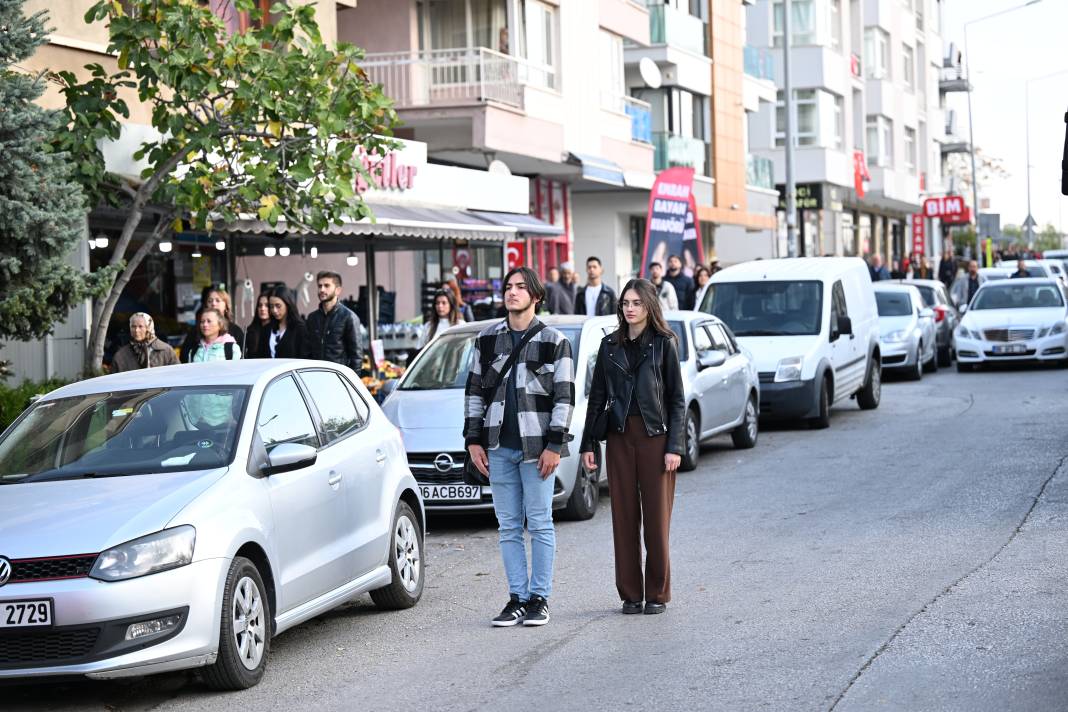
[0,379,71,432]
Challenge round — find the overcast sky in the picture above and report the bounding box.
[941,0,1068,232]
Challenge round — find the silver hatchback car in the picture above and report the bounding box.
[0,361,424,689]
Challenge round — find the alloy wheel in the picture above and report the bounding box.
[394,515,421,593]
[745,400,758,441]
[687,416,699,463]
[232,576,266,671]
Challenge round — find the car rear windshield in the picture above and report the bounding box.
[972,284,1065,310]
[702,281,823,336]
[876,292,913,316]
[912,285,936,307]
[0,386,249,484]
[399,328,581,391]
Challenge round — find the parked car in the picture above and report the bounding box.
[381,316,607,520]
[995,259,1059,282]
[703,257,882,429]
[896,278,958,366]
[660,311,762,470]
[950,268,1009,308]
[874,283,938,379]
[0,361,423,688]
[955,278,1068,371]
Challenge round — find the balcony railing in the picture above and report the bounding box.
[653,132,708,176]
[743,46,774,81]
[746,155,774,190]
[624,96,652,143]
[361,48,556,110]
[647,3,707,56]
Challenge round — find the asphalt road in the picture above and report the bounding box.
[9,364,1068,712]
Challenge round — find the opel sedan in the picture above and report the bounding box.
[0,361,424,689]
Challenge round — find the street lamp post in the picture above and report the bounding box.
[783,0,797,257]
[963,0,1043,265]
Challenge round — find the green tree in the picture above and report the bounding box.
[67,0,397,372]
[1035,223,1065,253]
[0,0,105,344]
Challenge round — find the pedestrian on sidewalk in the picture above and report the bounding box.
[266,286,306,358]
[545,262,577,314]
[663,254,695,310]
[244,293,271,359]
[693,265,712,313]
[180,288,245,360]
[648,262,679,310]
[580,278,685,615]
[576,256,617,316]
[111,312,179,372]
[464,266,575,628]
[185,308,242,363]
[304,271,365,374]
[419,288,462,349]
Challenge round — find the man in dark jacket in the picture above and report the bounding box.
[575,256,617,316]
[304,271,364,374]
[663,254,695,310]
[938,252,957,288]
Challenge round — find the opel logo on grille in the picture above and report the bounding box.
[433,453,455,473]
[0,557,11,587]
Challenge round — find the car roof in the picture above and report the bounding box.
[977,277,1060,287]
[40,360,347,400]
[663,310,725,325]
[710,257,867,282]
[896,279,944,289]
[874,283,919,294]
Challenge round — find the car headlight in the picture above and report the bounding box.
[90,526,196,582]
[957,326,973,339]
[774,356,803,382]
[882,330,909,343]
[1051,322,1066,336]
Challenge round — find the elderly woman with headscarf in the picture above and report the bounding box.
[111,313,180,372]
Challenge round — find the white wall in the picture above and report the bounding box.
[571,191,646,293]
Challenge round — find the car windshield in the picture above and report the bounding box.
[972,284,1064,310]
[876,292,913,317]
[703,281,823,336]
[399,327,581,391]
[0,386,249,484]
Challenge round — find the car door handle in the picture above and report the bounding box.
[327,472,342,486]
[375,450,386,465]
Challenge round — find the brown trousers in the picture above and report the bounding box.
[605,415,676,604]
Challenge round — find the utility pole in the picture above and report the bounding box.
[783,0,797,257]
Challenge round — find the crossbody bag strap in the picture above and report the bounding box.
[495,322,546,388]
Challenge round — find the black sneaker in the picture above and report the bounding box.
[523,595,550,626]
[491,595,527,627]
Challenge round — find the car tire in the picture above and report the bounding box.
[202,556,271,691]
[924,346,938,373]
[856,359,881,410]
[731,394,759,449]
[563,446,600,520]
[908,346,924,381]
[937,344,953,367]
[807,376,831,430]
[680,408,700,471]
[370,501,424,610]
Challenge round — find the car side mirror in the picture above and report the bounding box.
[697,351,727,370]
[837,315,853,337]
[263,443,317,476]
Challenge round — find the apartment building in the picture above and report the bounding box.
[747,0,949,262]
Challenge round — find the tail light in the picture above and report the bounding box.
[933,305,947,323]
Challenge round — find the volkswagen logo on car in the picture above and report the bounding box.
[0,557,12,587]
[433,453,455,473]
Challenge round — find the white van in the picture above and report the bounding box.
[702,257,881,428]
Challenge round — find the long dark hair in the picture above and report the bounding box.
[427,289,460,341]
[268,286,303,331]
[615,278,676,345]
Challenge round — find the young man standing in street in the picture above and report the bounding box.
[304,271,365,374]
[648,262,679,310]
[663,254,695,310]
[576,256,617,316]
[465,267,575,628]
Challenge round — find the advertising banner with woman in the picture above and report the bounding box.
[639,167,703,277]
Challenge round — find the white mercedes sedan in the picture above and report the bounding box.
[955,278,1068,370]
[0,361,424,689]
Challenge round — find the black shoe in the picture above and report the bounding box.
[621,601,643,614]
[523,595,550,626]
[644,601,667,615]
[492,595,527,627]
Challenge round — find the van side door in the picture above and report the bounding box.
[829,280,863,399]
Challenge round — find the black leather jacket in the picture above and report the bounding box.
[303,302,364,373]
[580,329,686,455]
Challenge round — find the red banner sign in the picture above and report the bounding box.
[911,214,925,256]
[922,196,967,220]
[853,151,870,199]
[505,241,526,270]
[640,167,703,278]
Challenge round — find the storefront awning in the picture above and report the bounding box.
[470,210,564,236]
[567,152,626,187]
[223,204,516,242]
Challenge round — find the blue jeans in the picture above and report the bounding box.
[488,447,556,600]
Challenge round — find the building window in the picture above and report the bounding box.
[776,89,819,147]
[599,30,625,112]
[866,115,893,167]
[916,0,925,30]
[904,126,917,172]
[829,0,842,51]
[833,93,845,150]
[902,43,915,91]
[772,0,816,48]
[523,0,557,89]
[863,27,890,80]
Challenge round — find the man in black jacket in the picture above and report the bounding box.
[304,271,364,374]
[663,254,695,310]
[575,256,617,316]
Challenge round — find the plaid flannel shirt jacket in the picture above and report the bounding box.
[463,317,575,462]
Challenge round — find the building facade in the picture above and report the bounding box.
[748,0,950,264]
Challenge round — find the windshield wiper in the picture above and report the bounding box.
[18,470,131,484]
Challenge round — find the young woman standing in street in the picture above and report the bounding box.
[580,278,685,615]
[266,286,307,359]
[418,289,462,349]
[244,294,272,359]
